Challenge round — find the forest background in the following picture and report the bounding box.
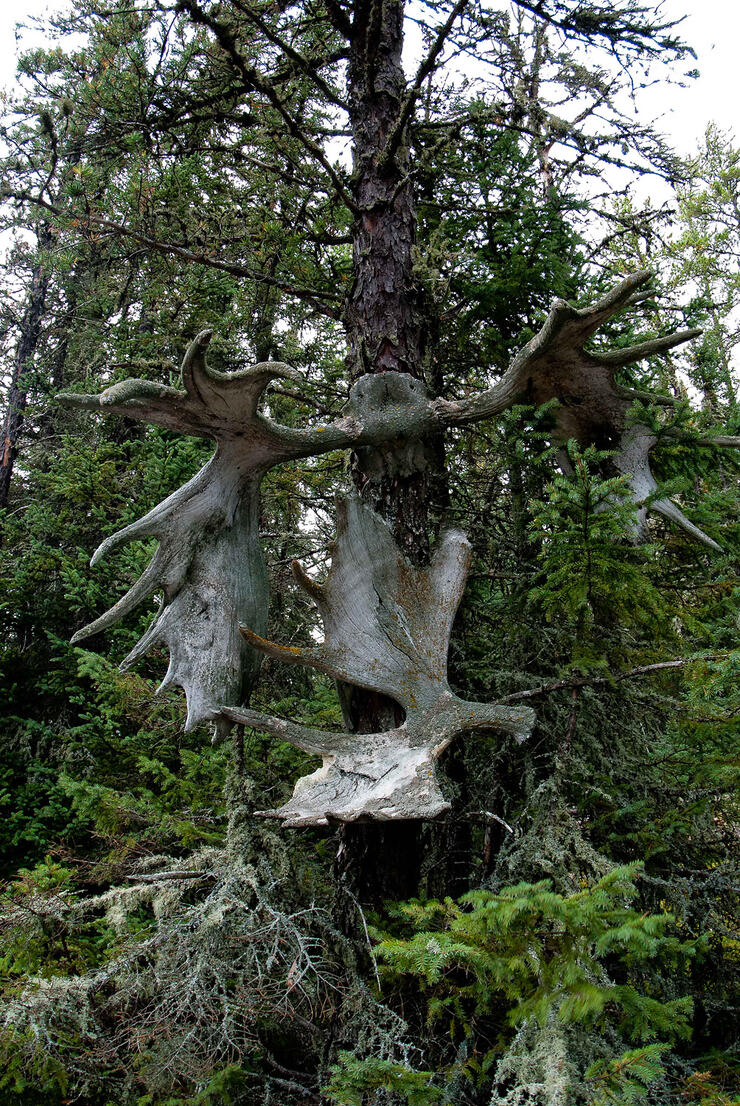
[0,0,738,1104]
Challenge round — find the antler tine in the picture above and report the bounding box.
[519,270,655,360]
[58,377,198,434]
[291,559,327,605]
[592,328,703,368]
[650,498,722,552]
[181,327,301,420]
[583,268,653,317]
[238,621,407,699]
[70,552,165,644]
[219,705,354,757]
[238,624,315,666]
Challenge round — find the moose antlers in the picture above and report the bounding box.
[59,333,439,730]
[221,498,535,825]
[441,270,732,549]
[60,272,735,765]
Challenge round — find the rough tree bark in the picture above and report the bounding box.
[337,0,446,902]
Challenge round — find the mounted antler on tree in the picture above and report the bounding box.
[58,332,441,731]
[59,273,734,738]
[220,497,534,825]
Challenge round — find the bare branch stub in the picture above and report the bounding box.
[221,498,534,826]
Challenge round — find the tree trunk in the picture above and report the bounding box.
[335,0,445,907]
[0,225,51,516]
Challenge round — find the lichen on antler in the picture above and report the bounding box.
[438,270,733,549]
[220,497,534,826]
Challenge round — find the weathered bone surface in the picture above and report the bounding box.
[59,334,439,730]
[439,270,733,549]
[219,498,535,826]
[62,333,306,731]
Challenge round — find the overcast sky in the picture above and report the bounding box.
[0,0,737,155]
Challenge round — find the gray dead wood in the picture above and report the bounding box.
[218,497,534,825]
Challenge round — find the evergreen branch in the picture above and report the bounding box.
[323,0,352,38]
[229,0,350,112]
[498,655,730,703]
[175,0,358,213]
[5,191,341,318]
[507,0,687,58]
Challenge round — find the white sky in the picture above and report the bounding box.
[637,0,740,153]
[0,0,738,154]
[0,0,737,178]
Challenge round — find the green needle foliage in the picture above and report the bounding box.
[324,1054,442,1106]
[327,866,699,1103]
[528,443,673,665]
[585,1045,671,1106]
[374,863,692,1043]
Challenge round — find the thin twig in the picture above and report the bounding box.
[478,810,513,834]
[340,884,382,992]
[379,0,469,170]
[498,654,731,704]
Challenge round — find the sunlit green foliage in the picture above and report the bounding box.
[366,865,693,1099]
